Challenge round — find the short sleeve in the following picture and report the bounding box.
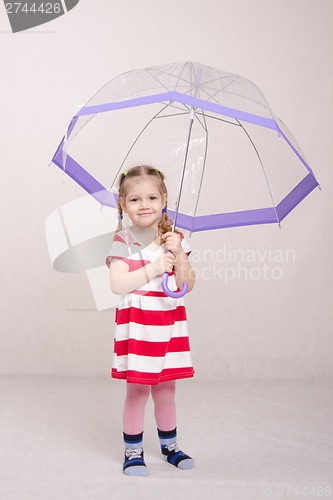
[106,231,131,268]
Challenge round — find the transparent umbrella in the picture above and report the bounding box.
[51,61,320,296]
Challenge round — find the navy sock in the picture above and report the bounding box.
[157,428,195,469]
[123,432,148,476]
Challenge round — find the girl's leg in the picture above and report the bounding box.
[151,381,195,469]
[122,383,150,476]
[123,382,150,434]
[151,380,176,431]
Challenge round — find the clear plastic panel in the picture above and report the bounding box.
[82,62,274,120]
[65,100,311,224]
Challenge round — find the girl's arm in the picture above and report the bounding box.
[109,253,175,295]
[162,232,196,293]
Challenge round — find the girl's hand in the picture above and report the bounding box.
[162,232,183,256]
[153,252,176,275]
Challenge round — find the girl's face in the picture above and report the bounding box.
[120,177,167,231]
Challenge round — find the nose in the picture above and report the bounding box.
[139,199,149,210]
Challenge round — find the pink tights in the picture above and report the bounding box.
[122,380,176,435]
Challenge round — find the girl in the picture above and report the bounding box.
[106,165,196,476]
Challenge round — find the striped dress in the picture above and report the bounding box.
[106,228,194,385]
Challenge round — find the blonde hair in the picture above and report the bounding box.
[116,165,178,244]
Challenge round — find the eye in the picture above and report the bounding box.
[150,196,158,200]
[129,198,138,203]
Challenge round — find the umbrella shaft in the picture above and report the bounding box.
[173,108,195,231]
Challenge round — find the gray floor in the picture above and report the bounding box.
[0,376,332,500]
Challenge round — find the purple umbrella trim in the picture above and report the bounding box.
[76,91,278,131]
[52,79,319,232]
[52,144,318,231]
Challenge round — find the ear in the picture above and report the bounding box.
[162,192,167,207]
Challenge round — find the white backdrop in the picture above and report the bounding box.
[1,0,332,380]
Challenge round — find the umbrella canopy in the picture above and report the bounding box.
[51,61,319,233]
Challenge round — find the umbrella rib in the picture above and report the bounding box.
[156,101,190,113]
[155,111,189,119]
[159,100,192,115]
[194,73,274,118]
[189,111,209,234]
[196,85,223,105]
[195,111,240,127]
[194,75,239,103]
[106,103,172,197]
[173,61,193,92]
[157,63,199,100]
[193,110,207,132]
[198,76,273,117]
[144,68,174,93]
[198,85,270,114]
[223,89,274,116]
[173,107,195,230]
[193,74,238,103]
[236,119,280,225]
[144,62,193,94]
[206,76,239,93]
[160,62,203,94]
[153,64,193,91]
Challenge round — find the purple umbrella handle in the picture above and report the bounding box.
[161,251,188,298]
[162,272,188,298]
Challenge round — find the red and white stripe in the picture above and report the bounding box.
[107,228,194,385]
